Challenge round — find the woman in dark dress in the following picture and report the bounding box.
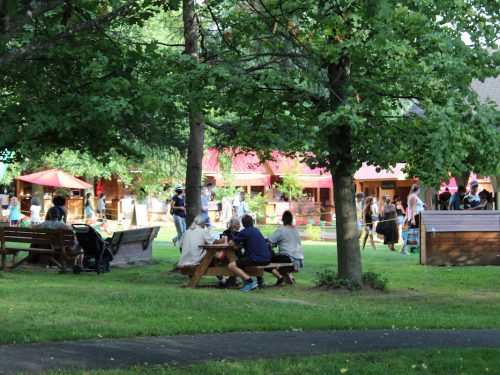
[381,196,399,251]
[362,196,377,251]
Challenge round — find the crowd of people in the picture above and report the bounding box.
[355,180,494,255]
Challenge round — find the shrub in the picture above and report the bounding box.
[363,271,388,291]
[314,269,387,292]
[305,224,322,241]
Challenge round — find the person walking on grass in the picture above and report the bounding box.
[361,196,377,251]
[355,192,365,239]
[395,197,405,244]
[8,196,22,227]
[401,184,425,255]
[380,195,398,251]
[171,184,186,248]
[228,215,271,292]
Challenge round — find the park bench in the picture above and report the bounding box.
[0,226,80,272]
[180,244,298,287]
[108,226,161,265]
[420,211,500,266]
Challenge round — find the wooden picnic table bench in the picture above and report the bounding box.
[179,244,297,287]
[0,226,80,272]
[108,226,160,265]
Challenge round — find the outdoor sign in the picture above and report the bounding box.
[130,204,148,227]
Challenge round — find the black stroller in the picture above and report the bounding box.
[72,224,113,274]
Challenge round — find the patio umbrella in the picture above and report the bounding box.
[16,169,92,189]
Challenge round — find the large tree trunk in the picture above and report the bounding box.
[327,56,363,282]
[182,0,204,227]
[332,167,363,281]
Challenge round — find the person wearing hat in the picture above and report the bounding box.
[171,184,186,248]
[463,181,486,210]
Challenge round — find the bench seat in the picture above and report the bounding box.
[0,227,76,272]
[180,262,297,284]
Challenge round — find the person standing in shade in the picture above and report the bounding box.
[361,196,377,251]
[85,193,95,225]
[237,194,250,220]
[30,196,42,225]
[380,196,398,251]
[97,193,107,220]
[8,196,22,227]
[395,197,405,244]
[401,184,425,255]
[463,180,486,210]
[449,186,466,210]
[355,192,365,239]
[200,188,211,228]
[171,184,186,248]
[1,187,9,222]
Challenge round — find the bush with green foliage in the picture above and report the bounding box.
[314,269,387,291]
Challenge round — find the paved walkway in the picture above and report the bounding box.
[1,329,499,374]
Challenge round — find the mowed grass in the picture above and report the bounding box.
[0,225,498,345]
[55,349,500,375]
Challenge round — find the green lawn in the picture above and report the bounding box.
[0,226,498,345]
[56,348,500,375]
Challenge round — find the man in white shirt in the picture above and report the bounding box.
[178,215,226,267]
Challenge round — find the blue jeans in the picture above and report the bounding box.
[173,214,186,242]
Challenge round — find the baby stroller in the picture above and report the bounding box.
[72,224,113,274]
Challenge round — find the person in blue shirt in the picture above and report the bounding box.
[200,189,211,228]
[448,186,466,210]
[228,215,271,292]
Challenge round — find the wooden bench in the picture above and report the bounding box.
[0,227,79,272]
[108,226,160,265]
[180,262,297,285]
[180,244,298,287]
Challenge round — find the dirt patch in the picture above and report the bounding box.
[312,285,386,295]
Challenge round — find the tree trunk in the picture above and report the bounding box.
[182,0,204,227]
[326,56,363,281]
[332,168,363,281]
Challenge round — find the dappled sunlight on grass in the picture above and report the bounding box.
[0,226,498,344]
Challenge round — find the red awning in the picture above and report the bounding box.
[17,169,92,189]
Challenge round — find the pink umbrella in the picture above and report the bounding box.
[16,169,92,189]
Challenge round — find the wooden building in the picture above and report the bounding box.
[420,211,500,266]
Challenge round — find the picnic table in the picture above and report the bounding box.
[179,244,295,288]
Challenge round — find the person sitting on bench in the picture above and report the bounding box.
[32,207,83,267]
[268,210,304,285]
[222,217,242,287]
[178,214,227,284]
[228,215,271,292]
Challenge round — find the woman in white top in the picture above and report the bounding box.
[401,184,425,254]
[30,196,42,224]
[268,210,304,285]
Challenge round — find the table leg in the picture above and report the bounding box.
[187,251,215,288]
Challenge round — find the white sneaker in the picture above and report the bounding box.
[400,250,408,255]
